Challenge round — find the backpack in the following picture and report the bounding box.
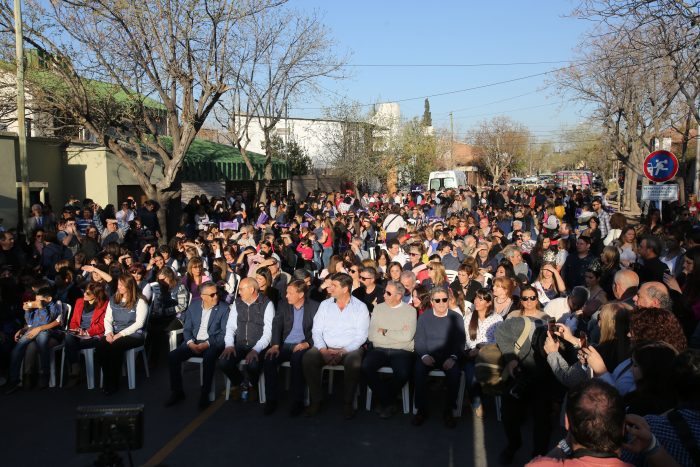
[475,317,534,395]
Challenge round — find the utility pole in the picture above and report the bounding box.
[15,0,30,236]
[695,122,700,196]
[449,111,454,167]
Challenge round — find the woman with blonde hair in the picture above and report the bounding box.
[95,274,148,395]
[421,261,448,290]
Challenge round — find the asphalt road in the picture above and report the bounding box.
[1,361,552,466]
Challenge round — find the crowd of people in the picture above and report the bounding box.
[0,184,699,466]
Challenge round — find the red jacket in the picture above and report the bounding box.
[69,298,107,337]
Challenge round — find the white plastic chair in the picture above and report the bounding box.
[322,364,359,409]
[412,369,466,417]
[224,361,266,404]
[365,367,410,414]
[59,347,96,389]
[168,328,216,402]
[48,303,71,388]
[100,301,152,390]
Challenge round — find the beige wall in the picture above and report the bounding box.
[0,135,18,229]
[65,144,109,205]
[26,137,65,207]
[66,143,164,207]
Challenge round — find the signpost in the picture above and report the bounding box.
[641,184,679,201]
[642,150,679,220]
[643,150,678,183]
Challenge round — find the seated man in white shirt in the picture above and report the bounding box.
[218,277,274,402]
[302,272,370,419]
[166,282,229,409]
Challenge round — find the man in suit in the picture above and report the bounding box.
[262,279,319,416]
[27,204,55,233]
[165,281,229,410]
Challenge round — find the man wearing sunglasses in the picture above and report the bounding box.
[413,288,466,428]
[352,267,384,314]
[361,281,416,418]
[166,281,229,410]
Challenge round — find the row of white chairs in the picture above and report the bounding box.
[169,329,474,417]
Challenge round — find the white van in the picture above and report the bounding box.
[428,170,467,192]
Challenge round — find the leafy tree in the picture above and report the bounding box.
[263,135,312,176]
[422,98,432,127]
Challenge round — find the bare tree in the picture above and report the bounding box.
[217,6,346,202]
[470,116,530,184]
[317,100,384,192]
[0,0,284,237]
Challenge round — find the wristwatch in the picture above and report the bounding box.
[557,439,572,456]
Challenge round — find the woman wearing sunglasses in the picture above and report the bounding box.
[507,285,548,321]
[463,288,503,417]
[413,287,466,428]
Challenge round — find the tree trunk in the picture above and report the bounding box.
[622,165,641,215]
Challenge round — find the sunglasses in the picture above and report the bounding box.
[427,266,434,271]
[432,297,448,303]
[521,296,538,302]
[409,252,421,256]
[350,269,358,273]
[202,292,218,298]
[384,290,393,296]
[359,276,373,281]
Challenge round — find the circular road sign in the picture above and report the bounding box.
[643,150,678,183]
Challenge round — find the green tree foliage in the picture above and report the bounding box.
[263,135,313,176]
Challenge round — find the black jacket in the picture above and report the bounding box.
[270,298,319,347]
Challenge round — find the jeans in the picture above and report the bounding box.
[95,335,144,392]
[321,247,333,269]
[9,331,54,382]
[169,342,223,399]
[413,355,462,413]
[361,348,413,406]
[303,347,364,405]
[463,360,482,408]
[217,345,263,386]
[63,333,99,365]
[263,343,308,403]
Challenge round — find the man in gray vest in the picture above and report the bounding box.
[219,277,274,402]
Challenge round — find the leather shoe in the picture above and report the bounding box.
[198,397,212,410]
[443,411,457,429]
[165,391,186,407]
[303,402,320,417]
[411,411,427,426]
[343,403,356,420]
[289,402,304,417]
[263,401,277,415]
[498,445,519,465]
[4,381,20,395]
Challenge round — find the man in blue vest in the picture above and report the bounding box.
[165,281,229,410]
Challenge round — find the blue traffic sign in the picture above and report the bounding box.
[643,150,678,183]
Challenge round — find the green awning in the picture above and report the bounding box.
[179,138,289,181]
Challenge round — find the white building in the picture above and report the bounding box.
[234,102,402,169]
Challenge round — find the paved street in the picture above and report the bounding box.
[1,362,550,466]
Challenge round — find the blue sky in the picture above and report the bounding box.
[293,0,592,143]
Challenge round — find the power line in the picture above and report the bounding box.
[340,60,572,68]
[289,65,573,111]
